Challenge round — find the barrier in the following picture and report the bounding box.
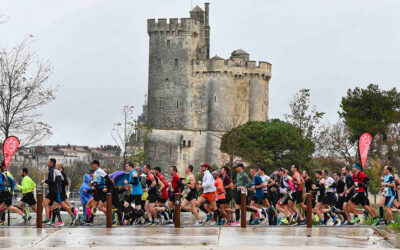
[240,190,247,228]
[36,192,43,228]
[306,193,312,228]
[174,193,181,228]
[106,193,112,228]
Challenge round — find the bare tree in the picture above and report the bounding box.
[0,37,55,146]
[316,120,357,166]
[216,104,247,172]
[111,106,150,165]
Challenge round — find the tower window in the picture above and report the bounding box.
[215,96,217,103]
[176,100,179,109]
[188,140,192,147]
[175,59,178,66]
[182,140,186,148]
[167,40,170,47]
[169,145,172,157]
[159,100,162,108]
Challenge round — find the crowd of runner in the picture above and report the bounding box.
[0,159,399,227]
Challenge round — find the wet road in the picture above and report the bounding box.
[0,226,393,248]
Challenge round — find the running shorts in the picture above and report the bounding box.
[277,195,289,206]
[385,196,395,207]
[21,192,37,206]
[252,197,263,205]
[217,199,226,205]
[0,190,12,207]
[184,190,197,202]
[350,192,369,206]
[146,193,158,203]
[93,189,106,202]
[201,192,216,203]
[335,195,345,210]
[322,192,336,206]
[45,192,59,203]
[126,194,142,205]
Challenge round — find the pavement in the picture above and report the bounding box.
[0,226,394,249]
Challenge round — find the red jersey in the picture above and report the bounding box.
[171,173,180,193]
[157,173,169,199]
[352,171,367,193]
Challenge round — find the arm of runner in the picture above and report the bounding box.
[268,179,275,187]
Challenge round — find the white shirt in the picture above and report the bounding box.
[202,170,216,193]
[261,175,270,193]
[325,177,335,193]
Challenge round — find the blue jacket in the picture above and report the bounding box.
[79,174,92,204]
[0,172,15,192]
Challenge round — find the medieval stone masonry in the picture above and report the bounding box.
[144,3,272,175]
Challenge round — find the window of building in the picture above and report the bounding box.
[215,96,217,103]
[188,140,192,147]
[159,100,162,108]
[169,145,172,157]
[174,58,178,66]
[176,100,179,109]
[167,40,170,47]
[182,140,186,148]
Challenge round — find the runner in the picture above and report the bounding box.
[289,165,306,225]
[79,173,92,223]
[0,164,28,223]
[180,165,201,225]
[196,163,217,224]
[249,166,264,225]
[41,158,76,225]
[123,162,145,225]
[316,170,339,226]
[347,163,379,226]
[143,164,164,225]
[259,167,275,222]
[312,170,325,224]
[89,160,109,222]
[231,163,253,226]
[167,166,181,213]
[213,171,229,225]
[221,167,234,223]
[276,167,295,225]
[380,166,396,225]
[342,167,355,225]
[333,171,346,225]
[153,167,171,224]
[16,168,37,217]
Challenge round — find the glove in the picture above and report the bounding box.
[57,193,62,203]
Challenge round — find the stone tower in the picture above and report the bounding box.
[144,3,271,176]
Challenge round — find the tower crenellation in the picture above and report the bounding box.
[147,18,202,35]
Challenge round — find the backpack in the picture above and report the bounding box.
[1,172,11,188]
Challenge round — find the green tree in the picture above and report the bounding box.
[339,84,400,148]
[220,119,314,172]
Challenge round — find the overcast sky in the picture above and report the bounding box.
[1,0,399,146]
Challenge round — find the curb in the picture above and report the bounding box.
[371,226,400,248]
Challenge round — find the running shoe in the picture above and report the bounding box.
[293,213,298,221]
[206,213,213,222]
[345,221,354,226]
[55,221,64,227]
[317,221,324,226]
[209,221,217,226]
[70,215,78,226]
[299,219,306,225]
[261,208,267,218]
[371,217,380,226]
[256,209,262,219]
[376,218,386,226]
[350,217,360,224]
[218,218,227,226]
[340,221,346,226]
[0,220,4,226]
[277,217,282,226]
[333,220,339,226]
[332,215,338,223]
[231,221,240,226]
[280,218,289,225]
[24,209,31,223]
[43,218,52,225]
[250,218,260,225]
[313,214,319,223]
